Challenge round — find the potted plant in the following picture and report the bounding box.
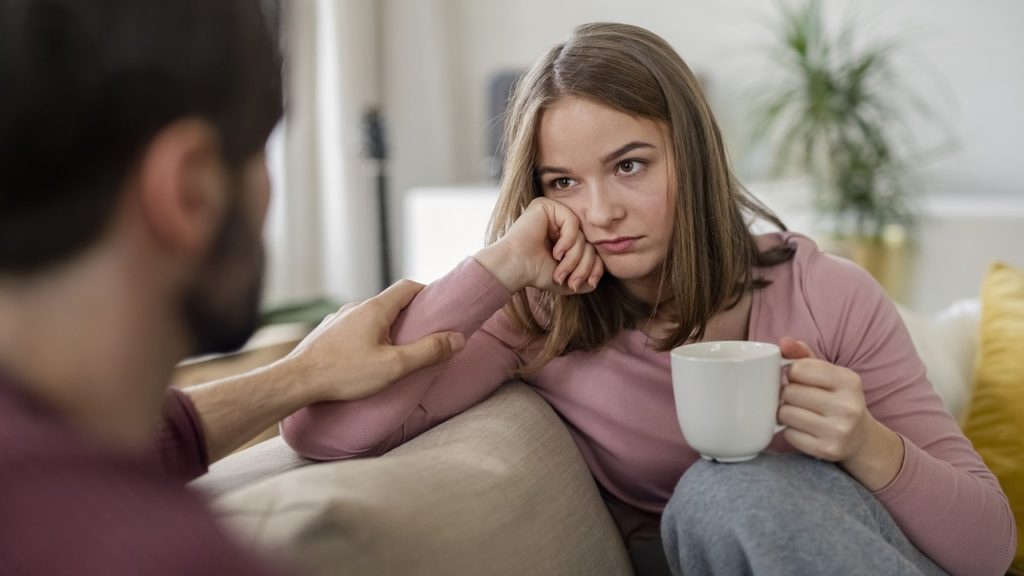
[750,0,933,301]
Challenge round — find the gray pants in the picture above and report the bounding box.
[659,453,948,576]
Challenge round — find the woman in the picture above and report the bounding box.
[282,23,1014,576]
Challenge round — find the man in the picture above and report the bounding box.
[0,1,465,573]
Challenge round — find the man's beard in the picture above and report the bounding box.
[181,195,265,356]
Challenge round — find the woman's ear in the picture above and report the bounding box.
[134,118,228,258]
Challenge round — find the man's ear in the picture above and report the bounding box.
[135,118,228,258]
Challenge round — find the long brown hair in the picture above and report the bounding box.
[487,22,793,373]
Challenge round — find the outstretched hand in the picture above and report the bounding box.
[282,279,467,403]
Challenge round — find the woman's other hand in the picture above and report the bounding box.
[777,337,905,491]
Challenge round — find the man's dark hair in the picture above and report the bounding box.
[0,0,283,273]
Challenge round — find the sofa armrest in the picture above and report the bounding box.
[202,382,633,576]
[191,435,314,497]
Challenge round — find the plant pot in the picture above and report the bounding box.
[820,229,912,304]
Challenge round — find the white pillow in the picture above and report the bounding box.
[897,299,980,421]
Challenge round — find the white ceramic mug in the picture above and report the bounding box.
[670,341,792,462]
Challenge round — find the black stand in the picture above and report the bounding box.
[363,108,392,290]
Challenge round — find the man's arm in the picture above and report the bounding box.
[185,280,466,463]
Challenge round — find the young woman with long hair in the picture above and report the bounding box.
[282,23,1014,576]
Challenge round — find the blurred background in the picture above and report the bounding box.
[259,0,1024,317]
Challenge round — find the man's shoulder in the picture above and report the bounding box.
[0,380,81,466]
[0,385,279,576]
[0,446,278,575]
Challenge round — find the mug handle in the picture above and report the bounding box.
[775,358,795,433]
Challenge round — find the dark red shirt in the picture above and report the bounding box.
[0,372,285,575]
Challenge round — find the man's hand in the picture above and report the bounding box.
[186,279,464,463]
[282,279,466,404]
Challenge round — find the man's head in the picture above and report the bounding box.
[0,0,283,354]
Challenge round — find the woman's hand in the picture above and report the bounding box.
[777,337,905,491]
[474,197,604,295]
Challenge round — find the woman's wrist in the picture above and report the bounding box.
[473,240,531,293]
[841,417,905,492]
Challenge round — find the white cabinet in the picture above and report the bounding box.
[402,185,500,284]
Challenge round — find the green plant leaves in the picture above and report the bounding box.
[749,0,934,239]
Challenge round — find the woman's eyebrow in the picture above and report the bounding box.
[536,165,571,177]
[536,141,656,176]
[602,141,655,164]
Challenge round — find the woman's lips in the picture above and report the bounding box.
[595,236,640,254]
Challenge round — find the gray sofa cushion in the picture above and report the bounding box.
[193,435,313,497]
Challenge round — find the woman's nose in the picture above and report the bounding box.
[586,184,625,228]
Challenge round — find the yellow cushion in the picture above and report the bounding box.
[962,262,1024,573]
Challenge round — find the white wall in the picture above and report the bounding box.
[264,0,384,306]
[380,0,1024,305]
[380,0,462,273]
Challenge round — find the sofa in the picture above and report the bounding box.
[190,299,985,576]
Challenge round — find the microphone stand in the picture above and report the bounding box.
[363,108,392,290]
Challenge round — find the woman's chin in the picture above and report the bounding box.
[603,262,660,282]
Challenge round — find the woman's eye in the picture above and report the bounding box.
[618,160,642,175]
[552,177,573,189]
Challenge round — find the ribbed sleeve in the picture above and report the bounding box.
[281,257,520,459]
[792,239,1016,575]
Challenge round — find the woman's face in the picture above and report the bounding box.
[536,96,676,303]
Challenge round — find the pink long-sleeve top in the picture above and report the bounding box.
[282,232,1016,576]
